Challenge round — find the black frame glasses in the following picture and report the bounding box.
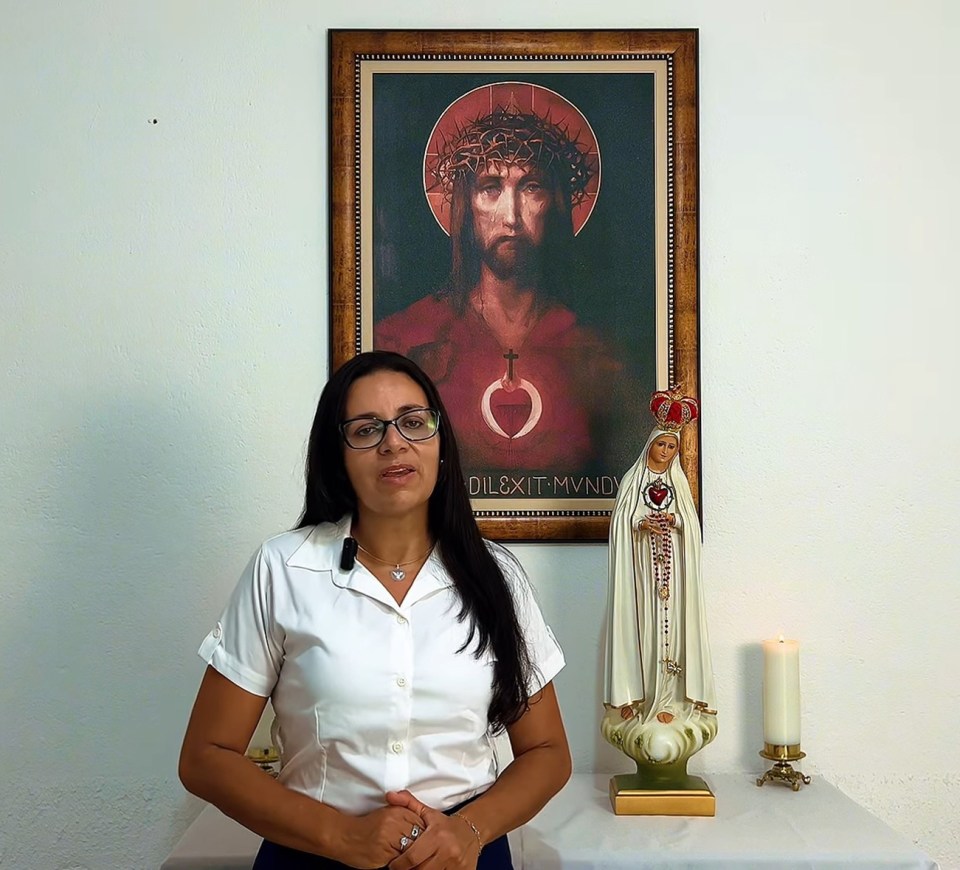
[339,408,441,450]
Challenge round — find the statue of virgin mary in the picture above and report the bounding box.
[602,391,717,801]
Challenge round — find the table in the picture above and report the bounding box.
[160,807,521,869]
[162,774,939,869]
[520,774,937,869]
[162,804,262,870]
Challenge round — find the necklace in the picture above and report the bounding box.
[355,542,434,581]
[639,468,681,679]
[647,510,678,675]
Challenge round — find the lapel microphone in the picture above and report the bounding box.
[339,536,358,571]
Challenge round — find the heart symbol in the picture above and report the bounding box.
[390,569,406,581]
[489,388,534,438]
[648,484,668,507]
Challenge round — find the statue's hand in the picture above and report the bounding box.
[638,514,672,536]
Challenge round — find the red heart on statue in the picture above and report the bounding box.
[489,388,534,438]
[648,484,668,506]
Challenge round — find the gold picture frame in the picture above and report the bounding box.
[329,29,700,542]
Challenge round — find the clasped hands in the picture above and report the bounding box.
[347,789,481,870]
[636,513,676,535]
[387,790,481,870]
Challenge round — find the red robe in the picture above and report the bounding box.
[375,294,621,473]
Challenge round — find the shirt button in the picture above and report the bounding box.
[392,741,404,754]
[396,615,407,625]
[396,676,407,687]
[213,626,222,638]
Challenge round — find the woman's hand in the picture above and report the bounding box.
[334,804,426,870]
[384,790,480,870]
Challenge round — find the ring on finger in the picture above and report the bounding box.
[410,824,421,839]
[399,835,412,851]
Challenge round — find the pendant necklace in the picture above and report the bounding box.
[355,542,434,581]
[640,467,681,678]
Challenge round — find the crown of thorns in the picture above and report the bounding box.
[430,105,594,207]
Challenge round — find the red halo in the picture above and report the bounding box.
[423,82,601,237]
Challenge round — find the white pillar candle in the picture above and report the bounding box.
[762,637,801,746]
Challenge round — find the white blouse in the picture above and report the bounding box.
[198,516,565,815]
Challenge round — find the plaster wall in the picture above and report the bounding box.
[1,1,957,867]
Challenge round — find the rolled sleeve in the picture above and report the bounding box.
[490,545,566,694]
[514,578,566,694]
[198,548,283,697]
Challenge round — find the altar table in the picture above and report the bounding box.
[162,773,938,869]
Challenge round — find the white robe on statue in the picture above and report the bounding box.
[604,427,716,718]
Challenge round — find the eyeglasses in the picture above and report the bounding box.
[339,408,441,450]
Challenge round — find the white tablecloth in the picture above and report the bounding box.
[162,803,262,869]
[162,773,939,869]
[520,773,938,869]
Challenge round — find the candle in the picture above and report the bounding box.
[762,636,801,746]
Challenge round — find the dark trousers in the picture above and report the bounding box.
[252,832,512,869]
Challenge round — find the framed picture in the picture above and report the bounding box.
[329,29,700,542]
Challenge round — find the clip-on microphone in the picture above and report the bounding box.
[339,536,358,571]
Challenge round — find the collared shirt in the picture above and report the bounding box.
[198,516,565,815]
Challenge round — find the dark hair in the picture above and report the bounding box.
[445,160,577,312]
[298,350,535,731]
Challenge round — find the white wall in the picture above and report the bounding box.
[2,1,957,867]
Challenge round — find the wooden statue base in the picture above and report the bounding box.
[609,772,716,816]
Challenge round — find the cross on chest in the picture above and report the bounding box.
[503,348,519,380]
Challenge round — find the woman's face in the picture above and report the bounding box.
[342,370,440,521]
[646,434,678,472]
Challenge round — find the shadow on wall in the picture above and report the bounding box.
[737,643,765,769]
[0,390,243,866]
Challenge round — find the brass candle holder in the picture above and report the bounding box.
[756,743,811,791]
[246,746,281,778]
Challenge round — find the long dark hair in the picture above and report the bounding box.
[298,350,534,731]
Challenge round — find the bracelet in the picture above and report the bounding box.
[452,811,483,855]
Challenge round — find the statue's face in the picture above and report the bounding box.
[647,434,678,472]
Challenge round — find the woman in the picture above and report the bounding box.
[602,393,716,770]
[179,351,570,870]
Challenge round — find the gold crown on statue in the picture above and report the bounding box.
[650,388,699,432]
